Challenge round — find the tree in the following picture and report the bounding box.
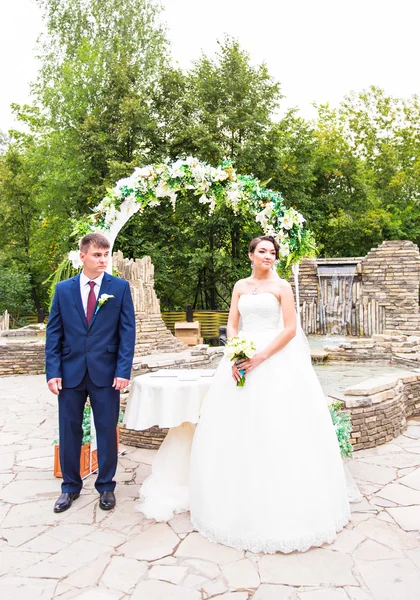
[0,265,34,323]
[168,36,282,169]
[116,38,283,309]
[0,140,49,317]
[308,88,420,257]
[6,0,170,311]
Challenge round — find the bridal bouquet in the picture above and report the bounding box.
[225,336,257,387]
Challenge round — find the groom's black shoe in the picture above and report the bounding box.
[99,491,116,511]
[54,492,80,513]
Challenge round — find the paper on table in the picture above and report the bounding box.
[149,370,181,377]
[177,373,201,381]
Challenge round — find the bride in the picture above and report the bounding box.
[189,235,351,554]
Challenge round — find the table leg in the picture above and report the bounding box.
[136,422,196,522]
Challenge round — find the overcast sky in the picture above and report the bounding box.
[1,0,419,132]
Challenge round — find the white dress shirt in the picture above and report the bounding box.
[80,272,104,317]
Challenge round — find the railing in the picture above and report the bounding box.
[162,311,229,339]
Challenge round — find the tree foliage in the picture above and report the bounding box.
[1,0,419,317]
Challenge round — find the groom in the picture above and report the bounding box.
[46,233,135,513]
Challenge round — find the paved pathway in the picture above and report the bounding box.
[1,375,420,600]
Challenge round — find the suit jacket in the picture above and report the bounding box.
[45,272,136,388]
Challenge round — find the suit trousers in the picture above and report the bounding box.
[58,371,120,493]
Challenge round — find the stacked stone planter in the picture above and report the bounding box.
[0,342,45,376]
[330,371,420,451]
[325,333,420,365]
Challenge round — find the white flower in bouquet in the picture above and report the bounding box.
[225,336,257,387]
[243,341,257,358]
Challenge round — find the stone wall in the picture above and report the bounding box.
[0,342,45,376]
[294,241,420,336]
[112,251,186,358]
[0,253,185,376]
[361,240,420,334]
[290,259,318,304]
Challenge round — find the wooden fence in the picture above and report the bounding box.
[162,311,229,339]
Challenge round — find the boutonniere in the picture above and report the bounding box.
[95,294,115,314]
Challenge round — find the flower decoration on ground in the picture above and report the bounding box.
[329,401,353,457]
[225,336,257,387]
[67,156,315,275]
[95,294,115,314]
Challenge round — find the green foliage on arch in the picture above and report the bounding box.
[68,156,315,276]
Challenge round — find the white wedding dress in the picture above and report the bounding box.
[189,293,352,554]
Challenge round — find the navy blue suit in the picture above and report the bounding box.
[46,272,135,493]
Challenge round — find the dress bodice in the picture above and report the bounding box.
[238,293,282,333]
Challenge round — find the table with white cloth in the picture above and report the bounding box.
[123,369,215,521]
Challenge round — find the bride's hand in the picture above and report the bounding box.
[237,353,265,374]
[231,362,243,383]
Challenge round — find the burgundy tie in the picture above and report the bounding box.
[86,281,96,325]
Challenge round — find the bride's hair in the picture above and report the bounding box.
[249,235,279,259]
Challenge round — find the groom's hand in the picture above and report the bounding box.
[47,378,62,395]
[112,377,130,391]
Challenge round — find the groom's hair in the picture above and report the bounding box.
[80,233,110,253]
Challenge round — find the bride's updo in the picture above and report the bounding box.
[249,235,280,259]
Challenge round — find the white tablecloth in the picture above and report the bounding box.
[123,369,215,430]
[123,368,216,521]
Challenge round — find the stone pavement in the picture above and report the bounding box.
[1,375,420,600]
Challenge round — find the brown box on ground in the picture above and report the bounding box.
[174,321,203,346]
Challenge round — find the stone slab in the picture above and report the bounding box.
[386,506,420,531]
[377,482,420,505]
[149,565,188,585]
[347,461,397,486]
[100,556,148,593]
[253,585,297,600]
[298,590,348,600]
[131,579,201,600]
[356,558,420,600]
[398,466,420,491]
[258,549,357,586]
[175,532,244,565]
[221,557,260,588]
[353,517,419,550]
[119,522,179,561]
[0,576,58,600]
[353,538,404,560]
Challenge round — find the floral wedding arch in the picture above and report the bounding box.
[67,156,315,277]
